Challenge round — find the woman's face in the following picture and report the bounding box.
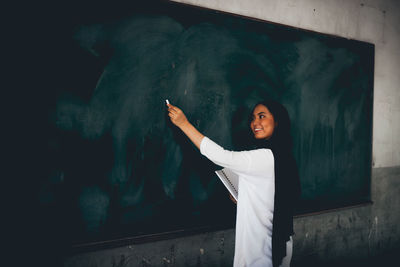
[250,104,276,140]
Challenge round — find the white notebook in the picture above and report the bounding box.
[215,168,239,201]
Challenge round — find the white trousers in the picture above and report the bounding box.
[279,236,293,267]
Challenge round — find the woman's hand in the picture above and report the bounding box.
[229,193,237,205]
[166,102,204,149]
[167,104,189,129]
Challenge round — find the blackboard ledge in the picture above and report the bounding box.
[68,224,234,255]
[294,201,373,218]
[68,202,374,255]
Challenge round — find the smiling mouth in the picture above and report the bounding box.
[253,128,263,132]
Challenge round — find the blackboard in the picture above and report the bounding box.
[40,1,373,246]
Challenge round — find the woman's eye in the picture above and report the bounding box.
[260,115,265,119]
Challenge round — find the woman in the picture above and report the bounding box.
[167,100,301,267]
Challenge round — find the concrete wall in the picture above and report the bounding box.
[64,0,400,266]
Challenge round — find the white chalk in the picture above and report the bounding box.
[166,99,170,105]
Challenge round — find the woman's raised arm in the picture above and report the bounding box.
[167,103,273,177]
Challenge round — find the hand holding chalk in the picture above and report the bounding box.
[166,101,204,149]
[167,102,189,128]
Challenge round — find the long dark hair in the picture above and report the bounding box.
[251,99,293,153]
[251,100,301,267]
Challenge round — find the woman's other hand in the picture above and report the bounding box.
[167,104,189,129]
[229,193,237,205]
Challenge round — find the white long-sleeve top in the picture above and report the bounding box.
[200,136,275,267]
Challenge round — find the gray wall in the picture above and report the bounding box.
[65,0,400,266]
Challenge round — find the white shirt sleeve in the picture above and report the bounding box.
[200,136,274,177]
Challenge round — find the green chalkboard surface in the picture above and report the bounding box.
[41,1,373,246]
